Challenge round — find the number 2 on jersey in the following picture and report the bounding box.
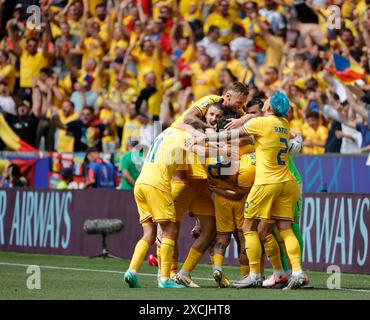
[277,138,288,165]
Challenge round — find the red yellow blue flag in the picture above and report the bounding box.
[325,54,364,84]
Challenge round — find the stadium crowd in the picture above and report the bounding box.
[0,0,370,189]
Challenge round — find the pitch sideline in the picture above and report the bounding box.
[1,262,370,294]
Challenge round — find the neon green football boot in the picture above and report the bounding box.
[158,278,186,289]
[123,270,142,288]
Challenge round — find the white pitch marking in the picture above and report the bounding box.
[0,262,213,281]
[1,262,370,293]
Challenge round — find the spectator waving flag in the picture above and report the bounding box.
[325,54,364,84]
[0,114,38,152]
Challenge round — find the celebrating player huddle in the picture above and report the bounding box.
[123,82,309,290]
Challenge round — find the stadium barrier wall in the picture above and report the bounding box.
[1,152,370,193]
[0,190,369,274]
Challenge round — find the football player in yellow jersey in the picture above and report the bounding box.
[208,148,256,288]
[171,82,249,131]
[244,97,295,288]
[171,103,225,288]
[187,91,308,289]
[188,111,256,288]
[174,108,257,288]
[169,82,249,287]
[123,128,189,289]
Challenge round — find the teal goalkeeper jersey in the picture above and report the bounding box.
[288,155,302,186]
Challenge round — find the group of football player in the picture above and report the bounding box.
[123,82,308,290]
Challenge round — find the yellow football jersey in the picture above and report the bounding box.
[240,143,255,155]
[243,116,293,185]
[170,95,223,179]
[170,95,223,129]
[237,153,256,188]
[136,129,189,192]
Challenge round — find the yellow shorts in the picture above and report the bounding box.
[244,180,300,223]
[171,179,215,222]
[215,194,247,234]
[134,184,176,224]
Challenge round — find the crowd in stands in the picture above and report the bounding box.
[0,0,370,188]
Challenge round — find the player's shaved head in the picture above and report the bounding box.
[224,82,249,97]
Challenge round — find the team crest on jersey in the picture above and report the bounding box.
[245,201,249,213]
[201,101,209,108]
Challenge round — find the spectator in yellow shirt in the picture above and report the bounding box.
[0,51,16,94]
[294,57,327,91]
[204,0,237,44]
[107,27,128,60]
[80,20,105,69]
[93,2,113,43]
[190,54,218,100]
[246,53,280,94]
[7,20,50,102]
[287,105,303,136]
[121,102,142,153]
[131,38,163,88]
[66,2,86,40]
[55,100,80,153]
[302,111,328,154]
[241,1,268,58]
[214,44,243,86]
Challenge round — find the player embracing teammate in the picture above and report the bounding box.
[123,81,308,290]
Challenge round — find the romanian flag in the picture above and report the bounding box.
[0,114,38,152]
[326,54,364,84]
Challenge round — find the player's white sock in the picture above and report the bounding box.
[249,272,261,279]
[292,270,303,276]
[274,269,285,277]
[179,269,190,277]
[160,277,169,282]
[129,269,137,274]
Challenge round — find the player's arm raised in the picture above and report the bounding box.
[183,107,214,130]
[224,114,255,130]
[176,122,208,138]
[208,178,250,201]
[186,127,247,150]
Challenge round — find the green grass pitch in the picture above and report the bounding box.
[1,251,370,300]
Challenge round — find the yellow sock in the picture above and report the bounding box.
[240,264,250,278]
[129,239,150,272]
[275,228,291,267]
[244,231,262,275]
[213,253,224,269]
[279,240,291,267]
[280,229,302,272]
[260,253,266,275]
[264,234,283,272]
[156,246,161,268]
[209,251,215,265]
[171,259,178,275]
[160,238,175,279]
[182,247,203,274]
